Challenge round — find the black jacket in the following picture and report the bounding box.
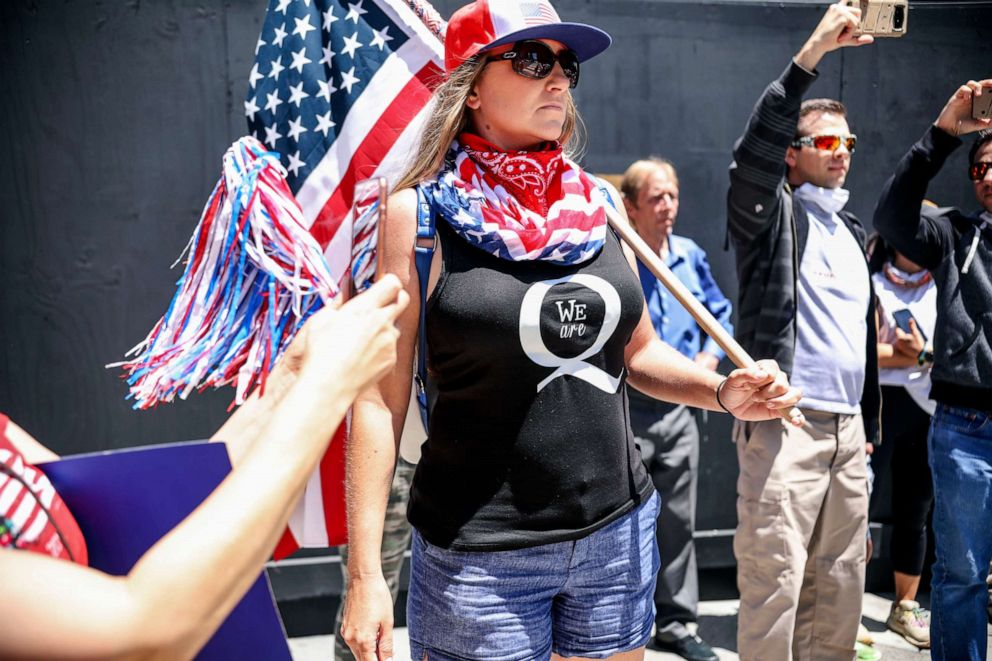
[873,125,992,413]
[726,60,880,442]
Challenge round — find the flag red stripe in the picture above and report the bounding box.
[320,424,349,545]
[310,60,443,248]
[271,422,348,559]
[272,526,299,561]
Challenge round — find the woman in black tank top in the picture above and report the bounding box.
[342,3,803,659]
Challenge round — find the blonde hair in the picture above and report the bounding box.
[619,157,679,207]
[393,56,586,193]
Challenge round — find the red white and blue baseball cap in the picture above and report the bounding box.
[444,0,612,73]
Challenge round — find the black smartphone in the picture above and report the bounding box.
[892,308,927,342]
[350,177,388,295]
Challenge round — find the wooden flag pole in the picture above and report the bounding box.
[603,206,803,425]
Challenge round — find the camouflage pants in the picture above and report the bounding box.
[334,458,416,661]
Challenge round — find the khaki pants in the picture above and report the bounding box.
[733,409,868,661]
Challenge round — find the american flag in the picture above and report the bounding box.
[519,0,559,25]
[246,0,444,556]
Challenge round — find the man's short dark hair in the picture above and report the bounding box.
[796,99,848,138]
[969,129,992,166]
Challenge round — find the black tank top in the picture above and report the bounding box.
[408,217,654,551]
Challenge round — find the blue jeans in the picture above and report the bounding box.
[407,491,661,661]
[929,403,992,661]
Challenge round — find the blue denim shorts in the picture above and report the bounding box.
[407,490,661,661]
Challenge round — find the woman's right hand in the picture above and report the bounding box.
[341,573,396,661]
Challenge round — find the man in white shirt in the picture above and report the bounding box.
[725,4,879,658]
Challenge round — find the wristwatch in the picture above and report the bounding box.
[917,347,934,366]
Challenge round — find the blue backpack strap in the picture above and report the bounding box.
[413,185,436,434]
[596,180,621,243]
[597,180,617,210]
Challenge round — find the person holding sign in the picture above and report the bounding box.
[0,277,406,659]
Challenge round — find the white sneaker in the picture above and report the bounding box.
[886,599,930,649]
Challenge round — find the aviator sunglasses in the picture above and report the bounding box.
[486,40,581,89]
[969,161,992,181]
[790,134,858,154]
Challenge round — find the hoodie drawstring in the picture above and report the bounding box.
[961,219,989,275]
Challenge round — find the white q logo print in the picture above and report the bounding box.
[519,274,622,394]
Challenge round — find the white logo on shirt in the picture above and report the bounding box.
[518,274,622,393]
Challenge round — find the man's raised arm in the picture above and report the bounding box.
[874,80,992,268]
[728,0,870,245]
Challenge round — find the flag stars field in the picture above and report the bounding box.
[246,0,429,192]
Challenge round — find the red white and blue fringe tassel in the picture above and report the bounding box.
[113,136,340,409]
[349,196,381,294]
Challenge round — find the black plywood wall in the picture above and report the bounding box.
[1,0,989,531]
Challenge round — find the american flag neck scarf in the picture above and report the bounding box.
[424,133,607,264]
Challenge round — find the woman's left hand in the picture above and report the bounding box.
[718,359,805,426]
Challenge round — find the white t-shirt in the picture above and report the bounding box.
[873,267,937,416]
[790,184,870,414]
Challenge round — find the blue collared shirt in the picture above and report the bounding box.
[636,235,734,361]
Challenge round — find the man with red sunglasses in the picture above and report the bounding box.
[725,1,880,658]
[873,80,992,661]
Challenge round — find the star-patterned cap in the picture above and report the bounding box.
[444,0,611,73]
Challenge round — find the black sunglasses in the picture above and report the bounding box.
[970,161,992,182]
[485,40,580,89]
